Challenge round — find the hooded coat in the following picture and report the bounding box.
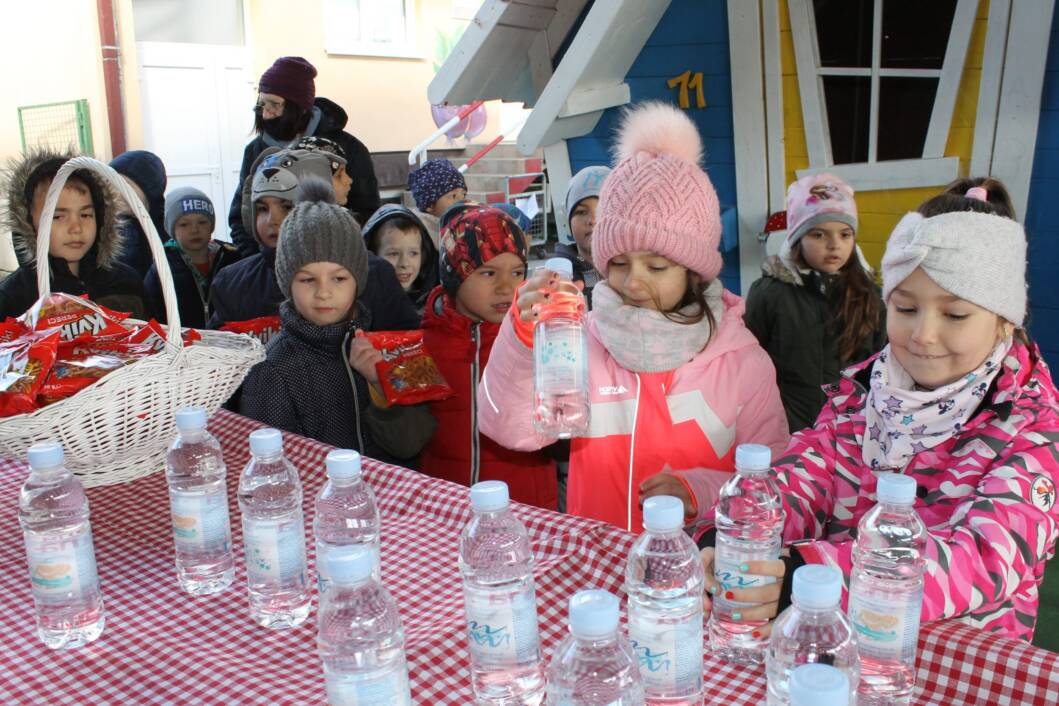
[362,204,439,317]
[110,150,168,278]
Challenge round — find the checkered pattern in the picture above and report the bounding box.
[0,410,1056,704]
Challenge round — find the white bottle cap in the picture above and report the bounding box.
[249,428,283,456]
[326,449,362,480]
[27,441,64,469]
[327,544,376,584]
[735,444,771,472]
[470,480,509,512]
[792,564,842,609]
[642,495,684,531]
[789,663,850,706]
[545,257,574,280]
[876,472,916,505]
[568,589,619,639]
[174,407,207,432]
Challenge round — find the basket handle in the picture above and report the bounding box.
[35,156,183,351]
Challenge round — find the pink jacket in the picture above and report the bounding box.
[477,289,789,532]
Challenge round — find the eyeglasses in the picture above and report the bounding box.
[256,97,285,113]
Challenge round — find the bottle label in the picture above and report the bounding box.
[242,516,307,584]
[170,489,232,554]
[713,537,780,611]
[463,583,541,666]
[537,326,585,392]
[848,586,922,661]
[628,609,704,693]
[24,527,99,602]
[325,667,411,706]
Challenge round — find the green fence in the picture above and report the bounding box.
[17,99,93,155]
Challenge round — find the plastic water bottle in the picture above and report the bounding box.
[847,473,926,705]
[317,544,412,706]
[18,442,105,649]
[533,257,590,439]
[765,565,859,705]
[314,449,381,594]
[166,407,235,595]
[546,589,645,706]
[789,663,850,706]
[238,428,311,628]
[625,495,705,704]
[710,443,785,664]
[459,480,545,705]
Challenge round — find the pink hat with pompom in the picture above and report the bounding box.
[593,102,723,280]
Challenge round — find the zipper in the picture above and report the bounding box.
[470,323,482,485]
[341,331,367,453]
[626,373,642,532]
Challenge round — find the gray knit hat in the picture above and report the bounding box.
[275,176,369,301]
[163,186,215,238]
[882,210,1027,326]
[564,165,610,222]
[252,149,334,203]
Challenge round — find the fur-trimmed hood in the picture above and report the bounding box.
[760,254,804,285]
[1,147,124,269]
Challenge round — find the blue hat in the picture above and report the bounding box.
[110,150,168,234]
[164,187,215,238]
[408,159,466,212]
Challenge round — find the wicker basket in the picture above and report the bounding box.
[0,156,264,486]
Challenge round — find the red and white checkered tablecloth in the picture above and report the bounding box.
[0,410,1056,705]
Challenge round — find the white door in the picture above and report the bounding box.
[137,42,255,242]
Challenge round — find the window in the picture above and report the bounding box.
[788,0,977,189]
[323,0,418,59]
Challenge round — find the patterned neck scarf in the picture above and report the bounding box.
[861,339,1011,471]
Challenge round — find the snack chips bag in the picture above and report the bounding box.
[0,330,60,417]
[220,316,282,345]
[363,330,453,406]
[19,293,129,341]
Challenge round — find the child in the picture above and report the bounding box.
[698,197,1059,643]
[407,158,467,247]
[294,136,353,209]
[421,205,558,510]
[0,148,147,320]
[110,150,168,277]
[744,173,886,432]
[239,177,435,461]
[362,204,438,316]
[477,103,789,531]
[920,176,1015,218]
[555,165,611,306]
[144,187,241,328]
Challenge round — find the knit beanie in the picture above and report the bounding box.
[258,56,317,112]
[294,136,347,174]
[785,173,858,247]
[110,149,167,235]
[275,177,369,300]
[882,210,1027,326]
[164,186,215,238]
[408,159,466,212]
[564,165,611,222]
[251,149,335,204]
[439,205,527,296]
[593,102,722,280]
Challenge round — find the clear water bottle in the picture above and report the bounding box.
[166,407,234,595]
[237,428,311,628]
[847,473,926,705]
[765,565,859,705]
[317,544,412,706]
[789,663,850,706]
[314,449,381,594]
[18,442,105,649]
[625,495,705,705]
[710,443,785,665]
[546,589,645,706]
[533,257,590,439]
[459,480,545,705]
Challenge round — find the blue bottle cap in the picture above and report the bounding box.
[545,257,574,280]
[568,589,619,639]
[642,495,684,531]
[792,564,842,609]
[470,480,509,512]
[735,444,771,472]
[789,663,850,706]
[327,545,376,584]
[27,441,64,469]
[249,428,283,456]
[326,449,362,480]
[876,473,916,505]
[174,407,207,432]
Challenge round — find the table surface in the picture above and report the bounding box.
[0,410,1056,705]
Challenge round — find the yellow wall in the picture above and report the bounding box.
[780,0,990,267]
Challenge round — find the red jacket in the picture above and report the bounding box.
[420,287,558,509]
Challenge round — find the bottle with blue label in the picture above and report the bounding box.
[18,441,106,649]
[313,449,381,594]
[625,495,704,704]
[459,480,545,705]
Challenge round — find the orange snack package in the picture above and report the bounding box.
[364,330,453,406]
[0,330,60,417]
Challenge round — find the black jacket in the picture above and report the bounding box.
[227,97,381,256]
[144,241,242,329]
[744,256,887,432]
[554,242,601,308]
[362,204,439,318]
[238,301,435,462]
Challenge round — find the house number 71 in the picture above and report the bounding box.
[667,70,706,109]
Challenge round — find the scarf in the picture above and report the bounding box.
[591,280,723,373]
[861,339,1011,471]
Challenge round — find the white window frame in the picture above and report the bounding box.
[787,0,977,190]
[322,0,419,60]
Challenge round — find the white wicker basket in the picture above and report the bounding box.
[0,156,264,486]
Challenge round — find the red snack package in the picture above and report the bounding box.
[220,316,282,345]
[364,330,453,406]
[126,319,202,353]
[0,330,60,417]
[19,293,130,341]
[0,318,29,344]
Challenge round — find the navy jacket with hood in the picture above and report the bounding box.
[362,204,439,317]
[145,240,242,329]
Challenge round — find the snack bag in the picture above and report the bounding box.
[363,330,453,406]
[19,293,129,341]
[0,330,60,417]
[220,316,281,345]
[126,319,202,353]
[0,318,29,344]
[39,339,155,405]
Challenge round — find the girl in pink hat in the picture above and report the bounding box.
[476,102,789,533]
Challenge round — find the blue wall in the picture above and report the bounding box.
[565,0,740,292]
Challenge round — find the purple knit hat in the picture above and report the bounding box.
[784,173,858,247]
[593,102,722,280]
[258,57,317,112]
